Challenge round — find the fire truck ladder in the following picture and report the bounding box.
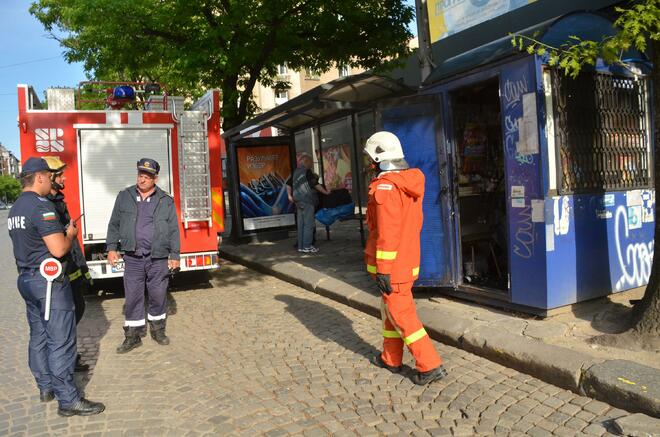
[175,108,212,229]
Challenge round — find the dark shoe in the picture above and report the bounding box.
[413,365,448,385]
[57,398,105,417]
[40,389,54,402]
[370,354,402,373]
[116,327,142,354]
[149,320,170,346]
[74,354,89,372]
[151,329,170,345]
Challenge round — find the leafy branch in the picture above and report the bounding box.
[511,0,659,78]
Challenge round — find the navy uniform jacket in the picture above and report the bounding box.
[106,185,180,260]
[47,192,89,276]
[8,191,64,269]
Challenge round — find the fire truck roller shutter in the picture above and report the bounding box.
[78,128,173,242]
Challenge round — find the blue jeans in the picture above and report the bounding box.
[296,202,316,249]
[17,271,79,408]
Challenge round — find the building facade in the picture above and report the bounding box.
[252,64,364,114]
[0,143,20,178]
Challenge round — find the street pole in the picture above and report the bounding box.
[415,0,435,84]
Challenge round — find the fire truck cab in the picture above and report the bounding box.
[17,82,225,279]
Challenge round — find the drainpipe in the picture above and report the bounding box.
[415,0,434,83]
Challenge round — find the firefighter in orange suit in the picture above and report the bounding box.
[364,131,447,385]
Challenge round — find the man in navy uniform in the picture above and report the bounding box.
[8,157,105,416]
[43,156,91,372]
[106,158,180,353]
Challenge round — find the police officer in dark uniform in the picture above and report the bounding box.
[8,157,105,416]
[43,156,92,372]
[106,158,181,353]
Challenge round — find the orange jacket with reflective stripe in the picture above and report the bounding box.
[365,168,424,283]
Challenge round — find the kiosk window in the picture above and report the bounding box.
[552,70,651,193]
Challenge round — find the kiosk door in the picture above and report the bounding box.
[377,96,456,287]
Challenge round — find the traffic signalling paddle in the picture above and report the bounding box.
[39,258,62,321]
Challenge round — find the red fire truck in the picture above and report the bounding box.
[17,82,225,279]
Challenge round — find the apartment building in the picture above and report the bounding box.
[0,143,20,178]
[252,63,364,114]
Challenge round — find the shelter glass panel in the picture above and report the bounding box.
[294,127,320,175]
[552,70,651,193]
[356,110,376,208]
[319,117,355,198]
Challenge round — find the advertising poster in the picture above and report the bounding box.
[322,144,353,192]
[427,0,536,42]
[236,145,295,231]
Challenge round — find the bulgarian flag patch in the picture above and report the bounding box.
[42,212,56,221]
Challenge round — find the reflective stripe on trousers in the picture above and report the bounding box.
[379,281,442,372]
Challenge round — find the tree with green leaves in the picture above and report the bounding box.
[513,0,660,349]
[30,0,414,130]
[0,175,22,203]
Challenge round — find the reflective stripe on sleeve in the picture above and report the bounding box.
[367,264,377,274]
[404,328,428,345]
[376,250,397,260]
[68,269,82,281]
[84,271,91,280]
[382,330,401,339]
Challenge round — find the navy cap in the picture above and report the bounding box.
[137,158,160,175]
[21,157,50,176]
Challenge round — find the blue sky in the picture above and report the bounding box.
[0,0,87,158]
[0,0,417,159]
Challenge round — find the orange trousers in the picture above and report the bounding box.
[380,282,442,372]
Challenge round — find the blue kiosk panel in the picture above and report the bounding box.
[380,100,454,287]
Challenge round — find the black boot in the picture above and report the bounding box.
[74,353,89,372]
[149,320,170,345]
[413,365,448,385]
[57,398,105,417]
[116,327,142,354]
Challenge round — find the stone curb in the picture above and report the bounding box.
[220,248,660,418]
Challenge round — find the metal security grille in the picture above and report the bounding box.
[551,70,651,193]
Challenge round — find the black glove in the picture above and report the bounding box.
[376,273,393,295]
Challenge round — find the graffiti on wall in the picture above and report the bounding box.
[513,206,534,259]
[614,205,654,290]
[503,76,529,109]
[502,73,535,166]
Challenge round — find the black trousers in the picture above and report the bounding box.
[70,277,86,325]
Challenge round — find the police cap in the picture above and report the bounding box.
[21,157,50,177]
[137,158,160,175]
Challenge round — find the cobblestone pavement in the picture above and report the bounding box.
[0,229,629,436]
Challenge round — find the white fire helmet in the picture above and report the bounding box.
[364,131,405,163]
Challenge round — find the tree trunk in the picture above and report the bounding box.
[629,38,660,338]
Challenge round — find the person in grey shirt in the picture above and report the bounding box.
[106,158,180,353]
[287,153,329,253]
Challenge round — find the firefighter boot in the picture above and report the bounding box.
[149,320,170,346]
[116,327,142,354]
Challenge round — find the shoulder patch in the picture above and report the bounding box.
[42,212,57,221]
